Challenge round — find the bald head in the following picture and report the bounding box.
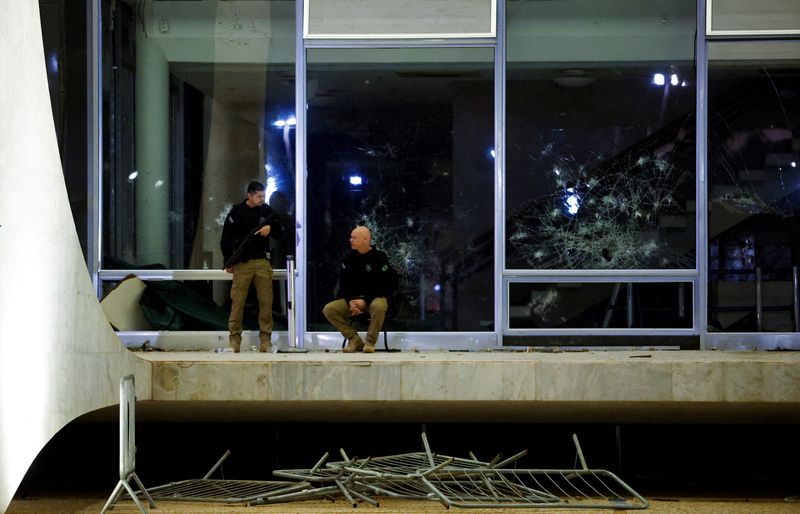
[349,226,372,254]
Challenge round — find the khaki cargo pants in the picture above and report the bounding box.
[229,258,273,349]
[322,297,387,347]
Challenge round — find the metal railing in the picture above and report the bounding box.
[98,269,288,281]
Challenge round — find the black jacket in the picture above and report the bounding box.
[339,247,397,305]
[220,201,283,266]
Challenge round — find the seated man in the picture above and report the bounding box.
[323,226,396,353]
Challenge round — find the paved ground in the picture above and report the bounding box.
[7,495,800,513]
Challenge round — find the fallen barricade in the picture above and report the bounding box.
[128,433,649,510]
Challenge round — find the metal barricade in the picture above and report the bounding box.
[100,375,156,514]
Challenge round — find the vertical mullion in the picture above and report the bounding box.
[697,0,709,347]
[89,0,102,296]
[494,0,505,345]
[296,0,308,346]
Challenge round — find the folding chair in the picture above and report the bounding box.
[340,295,399,352]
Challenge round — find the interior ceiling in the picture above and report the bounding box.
[152,0,694,108]
[170,59,676,111]
[170,61,497,108]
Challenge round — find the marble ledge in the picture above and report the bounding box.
[140,351,800,410]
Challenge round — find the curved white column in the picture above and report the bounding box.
[0,3,151,512]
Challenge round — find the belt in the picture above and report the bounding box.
[242,252,271,263]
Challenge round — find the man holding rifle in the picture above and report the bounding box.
[221,181,283,353]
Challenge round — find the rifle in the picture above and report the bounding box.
[222,212,275,270]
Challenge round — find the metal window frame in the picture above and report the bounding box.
[98,270,288,282]
[295,0,308,346]
[91,0,700,348]
[703,35,800,350]
[499,0,705,341]
[298,1,499,346]
[697,0,709,348]
[89,0,102,296]
[502,275,696,337]
[88,0,797,349]
[493,0,505,347]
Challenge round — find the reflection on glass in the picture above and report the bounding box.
[306,48,494,331]
[40,0,89,257]
[506,0,696,270]
[101,279,289,332]
[710,0,800,33]
[305,0,494,38]
[509,282,692,329]
[101,0,295,270]
[708,44,800,332]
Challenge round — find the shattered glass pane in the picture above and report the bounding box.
[510,153,694,269]
[506,0,697,270]
[306,48,495,331]
[707,41,800,333]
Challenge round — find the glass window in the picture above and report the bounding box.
[305,0,495,39]
[509,282,693,329]
[506,0,697,270]
[102,0,296,270]
[707,41,800,333]
[306,48,494,332]
[40,0,88,258]
[709,0,800,34]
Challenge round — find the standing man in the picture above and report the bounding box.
[221,181,283,352]
[323,226,396,353]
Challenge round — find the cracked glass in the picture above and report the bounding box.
[306,48,495,332]
[707,41,800,333]
[505,0,697,270]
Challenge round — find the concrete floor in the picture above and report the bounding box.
[7,495,800,513]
